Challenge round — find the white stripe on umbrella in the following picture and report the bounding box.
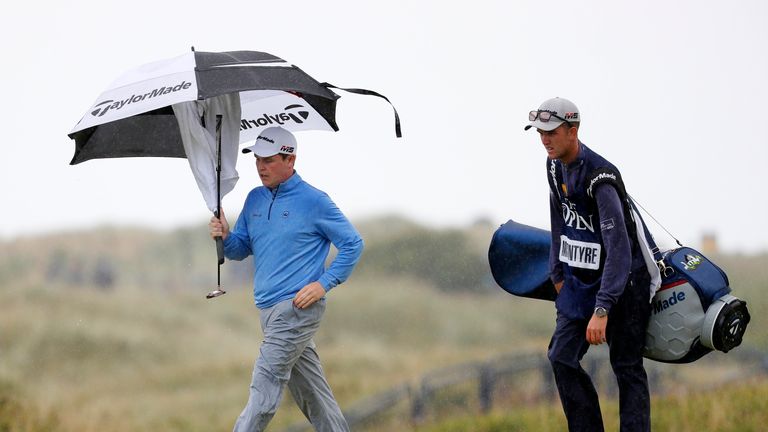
[209,62,292,68]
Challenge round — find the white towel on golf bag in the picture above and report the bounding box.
[172,94,241,213]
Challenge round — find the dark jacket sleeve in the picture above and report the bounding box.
[594,184,632,311]
[549,191,564,285]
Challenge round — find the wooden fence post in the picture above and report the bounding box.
[541,360,557,401]
[411,383,428,424]
[479,365,494,413]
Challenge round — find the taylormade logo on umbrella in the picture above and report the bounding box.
[240,104,310,131]
[90,81,193,117]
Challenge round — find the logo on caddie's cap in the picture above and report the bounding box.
[525,97,581,132]
[564,111,579,120]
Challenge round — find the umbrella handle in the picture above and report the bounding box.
[214,115,225,266]
[213,210,225,265]
[215,238,225,265]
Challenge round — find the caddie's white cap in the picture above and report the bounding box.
[242,127,298,157]
[525,97,580,131]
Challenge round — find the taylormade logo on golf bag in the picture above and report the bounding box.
[90,81,192,117]
[240,104,310,130]
[652,290,687,315]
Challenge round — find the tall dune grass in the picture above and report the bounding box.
[1,221,765,431]
[417,378,768,432]
[0,273,556,431]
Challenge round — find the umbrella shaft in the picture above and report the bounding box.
[216,114,223,216]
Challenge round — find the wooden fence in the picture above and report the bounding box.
[283,348,768,431]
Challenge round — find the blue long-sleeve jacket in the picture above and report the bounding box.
[223,172,363,309]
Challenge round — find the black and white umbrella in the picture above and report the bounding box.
[68,48,400,297]
[69,49,399,211]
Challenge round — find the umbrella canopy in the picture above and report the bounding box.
[68,50,352,212]
[70,50,341,153]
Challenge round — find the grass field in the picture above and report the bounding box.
[1,222,766,431]
[417,378,768,432]
[0,273,558,431]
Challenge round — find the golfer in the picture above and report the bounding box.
[526,97,657,431]
[209,126,363,432]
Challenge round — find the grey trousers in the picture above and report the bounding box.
[233,298,349,432]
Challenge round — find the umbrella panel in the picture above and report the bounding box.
[70,89,336,166]
[70,107,184,164]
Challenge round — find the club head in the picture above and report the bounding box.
[206,289,227,299]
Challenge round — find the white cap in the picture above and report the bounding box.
[525,97,580,131]
[242,127,297,157]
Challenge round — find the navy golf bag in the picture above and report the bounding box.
[488,220,750,363]
[645,247,750,362]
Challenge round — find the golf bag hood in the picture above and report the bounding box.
[488,220,750,363]
[487,220,557,301]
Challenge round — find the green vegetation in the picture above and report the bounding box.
[0,277,553,431]
[0,380,59,432]
[357,225,490,292]
[418,379,768,432]
[0,217,765,431]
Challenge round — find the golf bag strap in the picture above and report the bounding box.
[629,198,664,262]
[322,83,402,138]
[587,166,663,262]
